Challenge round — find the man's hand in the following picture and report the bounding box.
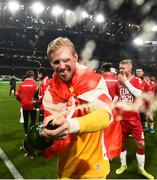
[41,115,70,140]
[32,99,37,104]
[118,73,127,84]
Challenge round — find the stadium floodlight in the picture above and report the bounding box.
[65,9,73,16]
[7,1,20,13]
[152,25,157,32]
[95,13,105,23]
[51,5,64,17]
[81,10,89,19]
[133,37,144,46]
[31,2,45,15]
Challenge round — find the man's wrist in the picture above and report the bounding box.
[124,80,129,86]
[67,118,80,134]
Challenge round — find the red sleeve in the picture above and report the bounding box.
[130,77,143,91]
[143,80,151,92]
[39,78,50,103]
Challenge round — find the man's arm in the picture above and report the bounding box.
[124,80,142,97]
[67,108,110,133]
[42,108,111,138]
[118,74,142,97]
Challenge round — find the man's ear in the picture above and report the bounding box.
[74,52,78,63]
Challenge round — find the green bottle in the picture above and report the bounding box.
[22,121,59,156]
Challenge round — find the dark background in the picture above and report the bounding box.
[0,0,157,78]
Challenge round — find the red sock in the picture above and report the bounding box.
[121,147,126,152]
[136,149,144,155]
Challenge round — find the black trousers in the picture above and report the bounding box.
[38,110,44,123]
[9,86,16,96]
[140,112,146,129]
[22,109,36,134]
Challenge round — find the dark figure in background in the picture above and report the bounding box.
[16,70,38,136]
[9,75,16,96]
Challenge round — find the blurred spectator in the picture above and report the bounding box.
[150,76,157,95]
[144,75,156,134]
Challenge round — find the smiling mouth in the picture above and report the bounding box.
[59,71,67,75]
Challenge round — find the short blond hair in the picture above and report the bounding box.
[47,37,76,60]
[119,59,133,68]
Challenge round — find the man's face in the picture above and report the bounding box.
[119,64,131,76]
[49,46,78,83]
[136,69,144,78]
[38,72,42,79]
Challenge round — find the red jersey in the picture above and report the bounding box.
[38,76,50,110]
[142,79,151,92]
[116,76,143,121]
[16,78,38,110]
[102,73,118,100]
[150,80,156,95]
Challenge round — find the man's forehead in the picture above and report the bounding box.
[136,69,143,72]
[51,51,70,61]
[58,52,69,59]
[119,64,127,68]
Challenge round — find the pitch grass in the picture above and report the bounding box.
[0,82,157,179]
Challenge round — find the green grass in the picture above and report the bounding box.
[0,82,57,179]
[0,82,157,179]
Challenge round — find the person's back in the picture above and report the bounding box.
[16,70,38,136]
[103,73,118,100]
[101,62,118,100]
[19,78,37,109]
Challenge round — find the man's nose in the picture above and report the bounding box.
[59,61,66,69]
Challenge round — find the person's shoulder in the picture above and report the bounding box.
[135,76,143,84]
[108,73,118,80]
[85,68,101,80]
[75,63,101,80]
[131,75,141,82]
[130,76,143,88]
